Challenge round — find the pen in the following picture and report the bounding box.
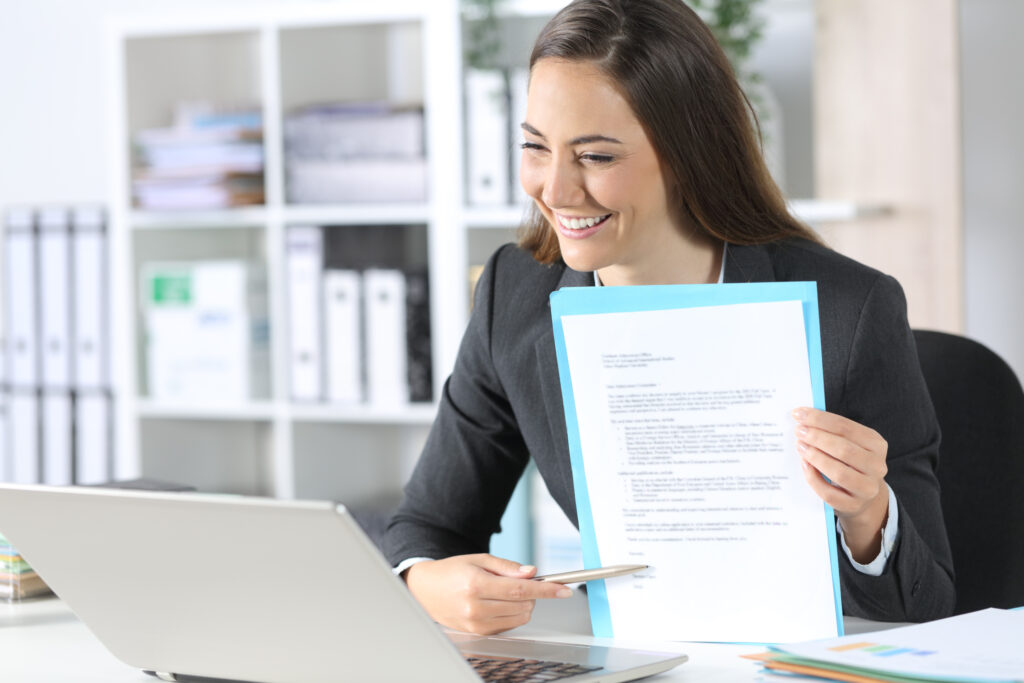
[533,564,649,584]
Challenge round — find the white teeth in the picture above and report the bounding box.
[558,214,610,229]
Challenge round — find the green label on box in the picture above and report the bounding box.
[151,274,192,305]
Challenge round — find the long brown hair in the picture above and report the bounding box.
[519,0,820,264]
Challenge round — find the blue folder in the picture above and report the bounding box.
[549,281,843,640]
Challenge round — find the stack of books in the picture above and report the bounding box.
[284,101,427,204]
[0,532,51,600]
[132,103,265,210]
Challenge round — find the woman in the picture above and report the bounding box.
[384,0,954,635]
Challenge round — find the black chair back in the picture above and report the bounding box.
[913,329,1024,613]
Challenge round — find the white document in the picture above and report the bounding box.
[9,392,40,484]
[74,392,110,485]
[323,269,363,404]
[41,392,73,485]
[72,207,108,390]
[465,68,510,206]
[363,269,408,407]
[5,210,38,389]
[287,227,323,402]
[560,300,838,643]
[777,608,1024,681]
[38,208,73,390]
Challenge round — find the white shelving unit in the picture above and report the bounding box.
[106,0,877,508]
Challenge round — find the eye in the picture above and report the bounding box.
[520,141,547,153]
[580,153,614,165]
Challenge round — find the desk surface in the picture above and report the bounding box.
[2,594,901,682]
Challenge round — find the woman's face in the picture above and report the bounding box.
[520,58,684,283]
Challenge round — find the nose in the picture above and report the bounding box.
[540,157,585,209]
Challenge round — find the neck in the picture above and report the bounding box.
[597,230,724,287]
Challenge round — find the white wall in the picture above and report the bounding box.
[960,0,1024,381]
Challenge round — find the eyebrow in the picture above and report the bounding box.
[521,122,623,146]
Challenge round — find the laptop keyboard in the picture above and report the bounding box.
[465,655,601,682]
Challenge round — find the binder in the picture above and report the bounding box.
[509,67,531,206]
[404,270,432,403]
[41,392,72,485]
[74,391,111,485]
[4,208,38,389]
[0,395,8,482]
[8,391,40,484]
[323,269,363,404]
[363,269,408,407]
[71,207,108,390]
[465,69,511,206]
[38,207,73,390]
[287,226,324,402]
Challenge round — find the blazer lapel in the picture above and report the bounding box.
[724,242,777,283]
[534,265,591,524]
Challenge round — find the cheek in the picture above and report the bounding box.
[520,155,545,199]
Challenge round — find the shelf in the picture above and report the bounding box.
[136,400,277,421]
[463,200,892,230]
[290,403,438,425]
[282,204,432,226]
[130,208,268,229]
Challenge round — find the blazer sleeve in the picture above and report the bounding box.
[383,246,531,566]
[834,274,956,621]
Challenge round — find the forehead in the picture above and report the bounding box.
[526,58,645,140]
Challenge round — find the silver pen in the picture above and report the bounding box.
[533,564,649,584]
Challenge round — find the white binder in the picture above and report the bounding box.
[286,227,323,402]
[75,391,111,485]
[510,67,532,206]
[465,69,511,206]
[38,207,73,390]
[9,391,40,484]
[363,269,408,407]
[323,269,363,404]
[0,395,8,482]
[4,209,38,389]
[41,392,73,485]
[72,207,108,390]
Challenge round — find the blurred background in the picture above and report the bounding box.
[0,0,1021,572]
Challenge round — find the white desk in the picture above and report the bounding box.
[2,594,900,682]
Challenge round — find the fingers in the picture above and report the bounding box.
[798,442,879,509]
[792,407,887,455]
[470,553,538,579]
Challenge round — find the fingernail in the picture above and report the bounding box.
[795,425,808,437]
[792,408,806,420]
[796,440,807,453]
[557,587,573,598]
[519,565,536,573]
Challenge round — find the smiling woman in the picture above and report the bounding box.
[384,0,954,637]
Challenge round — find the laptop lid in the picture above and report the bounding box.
[0,485,686,683]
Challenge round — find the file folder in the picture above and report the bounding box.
[363,269,408,407]
[38,207,73,390]
[323,269,363,404]
[72,207,108,390]
[287,226,324,402]
[4,209,38,389]
[9,391,40,484]
[74,391,111,485]
[41,392,73,485]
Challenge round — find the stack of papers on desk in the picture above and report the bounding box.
[748,608,1024,682]
[0,532,52,600]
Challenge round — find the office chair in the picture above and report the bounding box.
[913,329,1024,613]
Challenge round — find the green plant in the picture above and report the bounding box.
[462,0,506,70]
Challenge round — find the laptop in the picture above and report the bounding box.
[0,484,686,683]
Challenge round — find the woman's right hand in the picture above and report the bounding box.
[403,554,573,635]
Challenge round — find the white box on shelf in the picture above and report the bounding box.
[71,207,109,391]
[141,260,268,403]
[41,392,73,486]
[75,391,111,485]
[465,68,511,206]
[323,269,364,405]
[287,226,324,402]
[38,208,73,391]
[363,269,408,408]
[8,392,40,484]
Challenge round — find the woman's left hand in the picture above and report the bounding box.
[793,407,890,563]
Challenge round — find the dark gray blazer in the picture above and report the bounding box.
[384,239,956,622]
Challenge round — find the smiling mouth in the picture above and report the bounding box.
[556,213,612,230]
